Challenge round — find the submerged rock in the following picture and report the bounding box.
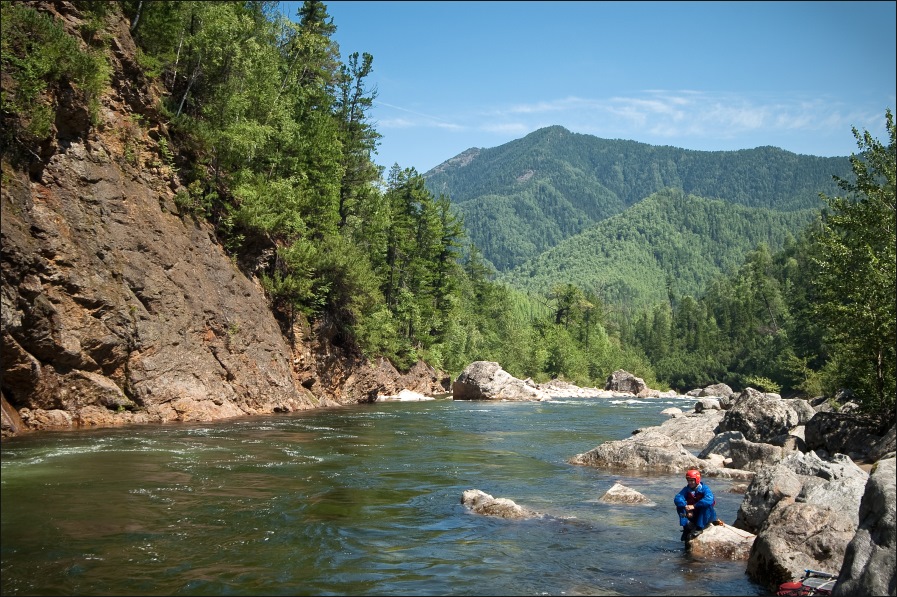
[461,489,543,520]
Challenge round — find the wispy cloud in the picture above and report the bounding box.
[374,101,463,130]
[465,91,884,149]
[372,90,888,162]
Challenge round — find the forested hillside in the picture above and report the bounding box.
[424,125,852,271]
[2,1,892,430]
[500,189,819,306]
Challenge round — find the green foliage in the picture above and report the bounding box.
[502,189,818,308]
[425,125,852,273]
[1,2,110,154]
[612,111,895,421]
[6,1,887,415]
[809,109,896,425]
[742,375,781,394]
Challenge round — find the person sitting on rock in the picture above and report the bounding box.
[674,468,717,542]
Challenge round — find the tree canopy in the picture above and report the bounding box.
[2,2,892,425]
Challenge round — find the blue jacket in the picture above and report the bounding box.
[674,482,717,529]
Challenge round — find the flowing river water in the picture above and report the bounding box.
[1,395,768,596]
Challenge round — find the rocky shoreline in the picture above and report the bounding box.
[451,361,896,595]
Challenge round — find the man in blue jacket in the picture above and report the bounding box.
[674,468,717,542]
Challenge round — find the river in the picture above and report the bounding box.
[1,395,767,595]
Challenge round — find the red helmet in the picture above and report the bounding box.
[686,469,701,484]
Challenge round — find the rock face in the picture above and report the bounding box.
[451,361,550,402]
[867,424,896,462]
[832,457,896,597]
[461,489,543,520]
[0,3,445,438]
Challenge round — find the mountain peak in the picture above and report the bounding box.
[425,147,481,176]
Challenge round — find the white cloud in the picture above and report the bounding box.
[374,101,463,130]
[477,91,872,147]
[373,90,890,163]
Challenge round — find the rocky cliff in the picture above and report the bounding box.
[0,1,446,439]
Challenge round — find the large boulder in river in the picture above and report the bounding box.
[720,388,801,443]
[700,383,734,398]
[452,361,550,401]
[738,451,869,591]
[638,409,725,448]
[604,369,648,396]
[569,429,704,473]
[832,457,896,597]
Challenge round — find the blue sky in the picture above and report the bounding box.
[281,1,896,174]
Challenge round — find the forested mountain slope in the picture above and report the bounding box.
[499,188,819,306]
[424,126,851,271]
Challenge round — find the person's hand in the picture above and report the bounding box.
[685,505,694,511]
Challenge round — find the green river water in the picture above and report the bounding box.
[1,396,767,596]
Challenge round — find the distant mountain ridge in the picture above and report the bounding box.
[423,126,852,274]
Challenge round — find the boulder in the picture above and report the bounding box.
[721,388,800,443]
[604,369,648,396]
[747,500,854,591]
[598,482,655,505]
[694,397,721,412]
[688,523,756,560]
[738,451,869,590]
[569,429,704,473]
[735,451,868,533]
[728,437,785,472]
[452,361,550,402]
[461,489,543,520]
[832,457,896,597]
[639,409,724,448]
[699,430,745,460]
[699,383,734,399]
[805,412,887,461]
[783,398,816,425]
